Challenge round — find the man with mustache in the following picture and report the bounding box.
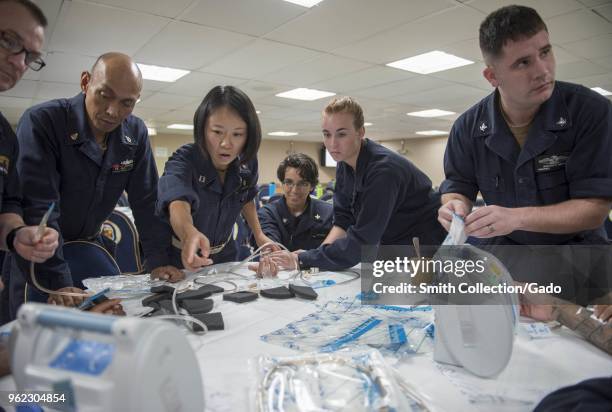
[6,52,182,319]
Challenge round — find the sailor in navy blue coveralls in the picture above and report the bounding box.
[439,8,612,304]
[298,138,445,271]
[258,196,333,252]
[7,57,176,318]
[441,81,612,245]
[157,143,258,265]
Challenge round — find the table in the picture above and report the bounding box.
[2,266,611,412]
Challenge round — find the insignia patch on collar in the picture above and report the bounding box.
[535,153,569,173]
[0,155,9,175]
[479,121,488,132]
[111,159,134,173]
[314,214,321,220]
[122,135,135,144]
[556,117,567,126]
[70,132,79,141]
[199,175,206,183]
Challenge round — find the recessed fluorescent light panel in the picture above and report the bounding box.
[591,87,611,96]
[364,122,373,126]
[283,0,324,7]
[167,124,194,130]
[147,127,157,136]
[407,109,455,118]
[276,88,335,101]
[268,131,298,137]
[416,130,448,136]
[137,63,190,82]
[387,51,474,74]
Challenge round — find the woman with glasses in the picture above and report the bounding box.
[257,153,333,251]
[255,96,446,273]
[157,86,277,271]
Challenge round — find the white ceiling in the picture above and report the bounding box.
[1,0,611,142]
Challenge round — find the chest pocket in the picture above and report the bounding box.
[536,169,569,205]
[476,175,506,205]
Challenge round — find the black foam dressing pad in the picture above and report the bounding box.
[289,284,318,300]
[181,299,214,314]
[150,285,175,294]
[176,287,213,302]
[157,299,176,313]
[260,286,295,299]
[223,291,258,303]
[142,293,168,307]
[192,312,224,332]
[197,284,225,294]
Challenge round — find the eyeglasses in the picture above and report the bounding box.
[283,180,311,190]
[0,31,46,71]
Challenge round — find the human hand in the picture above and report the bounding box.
[151,265,185,283]
[14,226,59,262]
[464,205,519,238]
[255,233,281,253]
[89,298,126,316]
[593,305,612,323]
[47,287,87,307]
[181,230,213,270]
[438,199,470,231]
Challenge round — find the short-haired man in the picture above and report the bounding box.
[439,5,611,244]
[438,6,612,305]
[7,52,182,318]
[0,0,59,321]
[258,153,333,251]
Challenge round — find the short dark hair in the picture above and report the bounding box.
[277,153,319,186]
[479,5,547,62]
[1,0,48,27]
[193,85,261,164]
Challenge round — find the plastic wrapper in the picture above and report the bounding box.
[251,350,423,412]
[82,274,158,297]
[261,297,435,358]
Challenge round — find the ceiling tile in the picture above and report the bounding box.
[35,82,80,101]
[138,92,200,110]
[557,60,609,79]
[38,52,97,84]
[593,4,612,20]
[334,6,485,64]
[201,40,321,78]
[265,0,455,52]
[49,1,169,56]
[561,34,612,59]
[261,54,372,87]
[181,0,307,36]
[468,0,583,18]
[135,21,255,70]
[547,9,612,44]
[311,66,415,94]
[88,0,192,18]
[160,72,249,98]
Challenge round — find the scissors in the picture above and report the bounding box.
[36,202,55,239]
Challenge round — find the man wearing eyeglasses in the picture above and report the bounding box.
[0,0,59,322]
[257,153,333,251]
